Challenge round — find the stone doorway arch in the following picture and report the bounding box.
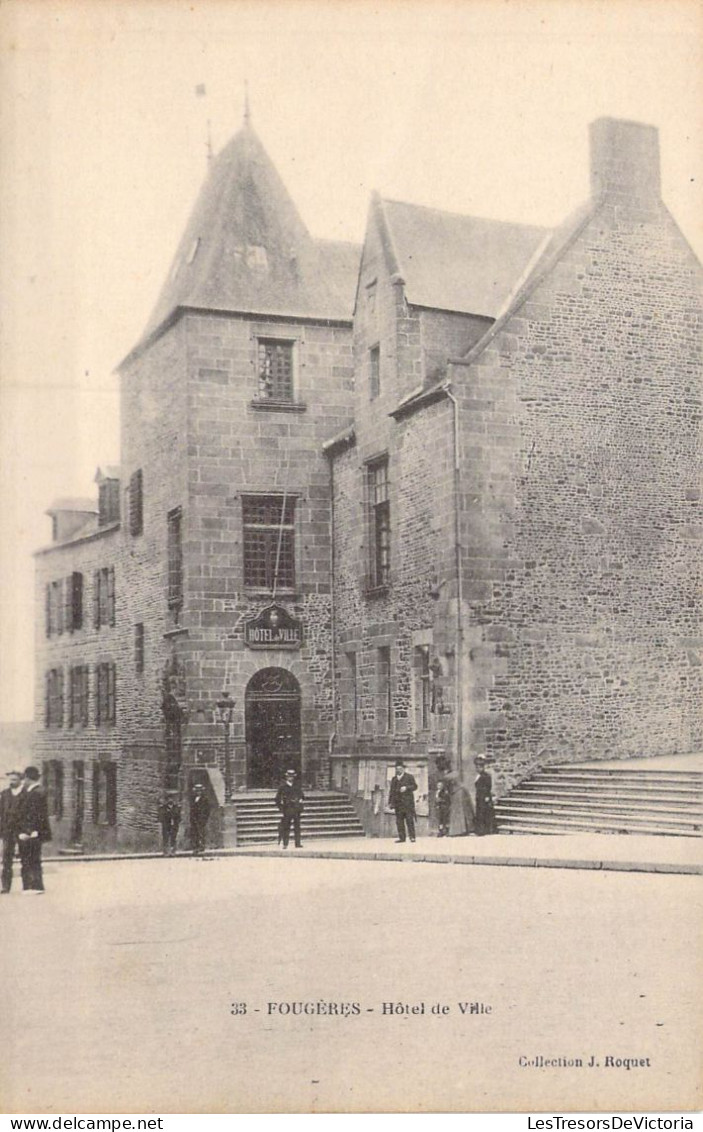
[245,667,302,788]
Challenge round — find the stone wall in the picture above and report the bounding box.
[453,193,703,795]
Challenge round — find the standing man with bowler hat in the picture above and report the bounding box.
[388,760,418,843]
[15,766,52,893]
[1,770,24,893]
[274,768,305,848]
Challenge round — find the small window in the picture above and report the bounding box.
[414,645,431,732]
[167,508,183,610]
[257,339,294,402]
[95,662,116,727]
[44,668,64,729]
[93,567,116,629]
[129,469,143,536]
[43,760,64,819]
[92,762,117,826]
[367,458,390,589]
[134,623,145,674]
[369,345,380,400]
[68,665,89,728]
[377,646,393,733]
[186,238,200,265]
[242,495,296,591]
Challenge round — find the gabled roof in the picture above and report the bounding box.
[378,198,549,319]
[124,123,360,365]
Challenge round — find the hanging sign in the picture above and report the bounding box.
[244,604,303,650]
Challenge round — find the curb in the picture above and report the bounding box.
[42,845,703,877]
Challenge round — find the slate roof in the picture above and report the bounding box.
[126,123,360,363]
[378,198,549,319]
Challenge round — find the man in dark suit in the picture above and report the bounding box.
[1,770,24,893]
[16,766,52,893]
[189,782,211,855]
[388,760,418,843]
[158,792,182,856]
[274,768,304,848]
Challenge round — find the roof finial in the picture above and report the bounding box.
[243,80,251,126]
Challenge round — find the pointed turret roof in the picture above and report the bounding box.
[123,122,359,364]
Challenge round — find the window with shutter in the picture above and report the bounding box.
[129,469,143,536]
[93,571,101,629]
[134,623,145,674]
[72,572,83,630]
[167,508,183,610]
[108,568,115,626]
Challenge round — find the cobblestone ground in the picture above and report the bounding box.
[2,856,701,1113]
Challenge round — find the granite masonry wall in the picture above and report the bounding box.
[451,184,702,796]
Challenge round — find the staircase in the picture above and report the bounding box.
[495,766,703,837]
[223,790,366,846]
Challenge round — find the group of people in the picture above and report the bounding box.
[158,782,211,856]
[3,757,497,881]
[389,755,498,842]
[1,766,52,894]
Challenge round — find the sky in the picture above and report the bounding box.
[1,0,702,722]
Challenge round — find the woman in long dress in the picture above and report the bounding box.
[445,767,475,836]
[474,755,498,836]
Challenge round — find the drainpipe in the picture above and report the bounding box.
[327,454,338,787]
[443,384,464,780]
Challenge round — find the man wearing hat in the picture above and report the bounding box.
[388,760,418,843]
[158,791,182,856]
[15,766,52,892]
[189,782,211,855]
[274,768,305,848]
[474,756,498,836]
[0,770,24,893]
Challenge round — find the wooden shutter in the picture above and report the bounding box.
[92,763,100,823]
[107,663,116,725]
[106,764,117,826]
[57,669,64,728]
[93,571,101,628]
[56,761,65,820]
[94,665,102,726]
[64,577,73,633]
[45,584,52,637]
[108,568,116,626]
[72,572,83,630]
[44,671,50,727]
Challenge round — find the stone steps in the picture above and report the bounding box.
[495,767,703,838]
[224,791,365,846]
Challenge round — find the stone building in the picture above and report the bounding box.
[34,115,701,849]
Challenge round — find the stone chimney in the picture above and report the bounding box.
[590,117,661,206]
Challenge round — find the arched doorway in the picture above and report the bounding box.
[245,668,302,788]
